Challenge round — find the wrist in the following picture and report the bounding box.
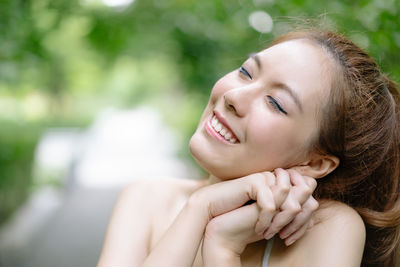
[187,190,213,224]
[202,237,241,267]
[203,220,247,256]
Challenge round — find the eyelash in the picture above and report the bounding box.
[239,66,287,115]
[239,66,252,79]
[267,96,288,115]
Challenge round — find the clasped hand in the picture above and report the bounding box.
[192,168,318,260]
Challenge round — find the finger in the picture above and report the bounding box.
[259,171,276,187]
[287,169,316,189]
[263,192,301,239]
[284,219,311,246]
[279,184,302,212]
[304,176,317,191]
[211,202,260,230]
[263,210,295,239]
[288,170,315,205]
[271,168,290,208]
[278,196,318,239]
[254,190,276,234]
[254,181,276,235]
[278,209,311,239]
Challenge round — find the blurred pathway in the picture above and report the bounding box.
[0,107,201,267]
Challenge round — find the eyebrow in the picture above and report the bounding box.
[249,53,262,70]
[273,82,304,113]
[249,53,303,113]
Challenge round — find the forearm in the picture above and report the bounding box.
[142,195,210,267]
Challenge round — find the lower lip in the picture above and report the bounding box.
[205,116,236,145]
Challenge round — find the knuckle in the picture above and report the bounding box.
[268,225,279,234]
[300,184,313,196]
[262,172,275,185]
[254,172,269,185]
[279,184,290,194]
[306,177,317,190]
[305,186,313,196]
[284,200,297,211]
[264,203,276,213]
[249,175,265,190]
[309,198,319,210]
[274,168,285,176]
[289,203,302,214]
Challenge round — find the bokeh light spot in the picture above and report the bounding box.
[102,0,134,7]
[248,11,273,33]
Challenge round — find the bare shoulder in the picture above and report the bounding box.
[98,177,206,267]
[309,200,366,251]
[288,200,365,267]
[315,200,366,233]
[126,177,208,249]
[121,177,206,208]
[115,177,207,225]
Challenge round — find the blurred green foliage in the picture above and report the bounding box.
[0,0,399,224]
[0,120,40,224]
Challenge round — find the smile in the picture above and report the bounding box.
[206,114,239,144]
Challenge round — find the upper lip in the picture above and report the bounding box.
[213,110,240,141]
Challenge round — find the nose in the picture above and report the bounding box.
[223,87,255,117]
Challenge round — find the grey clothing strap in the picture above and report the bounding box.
[262,238,274,267]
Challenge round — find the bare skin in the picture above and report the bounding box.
[98,177,365,267]
[98,40,366,266]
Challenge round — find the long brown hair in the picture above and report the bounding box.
[271,31,400,266]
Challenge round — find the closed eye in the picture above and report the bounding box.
[267,96,287,115]
[239,66,252,79]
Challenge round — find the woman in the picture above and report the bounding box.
[97,30,400,267]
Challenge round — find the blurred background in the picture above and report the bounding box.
[0,0,399,266]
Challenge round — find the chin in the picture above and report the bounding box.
[189,134,252,181]
[189,134,235,180]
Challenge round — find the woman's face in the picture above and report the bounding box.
[189,39,332,180]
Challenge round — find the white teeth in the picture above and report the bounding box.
[210,115,237,143]
[220,128,227,136]
[211,117,217,127]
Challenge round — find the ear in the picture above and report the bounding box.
[291,154,339,179]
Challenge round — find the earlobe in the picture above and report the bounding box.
[292,154,340,179]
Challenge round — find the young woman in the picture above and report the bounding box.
[97,30,400,267]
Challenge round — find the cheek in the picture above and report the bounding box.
[247,117,308,160]
[209,73,236,102]
[209,80,225,103]
[197,101,213,126]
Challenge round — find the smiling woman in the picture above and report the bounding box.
[190,39,337,182]
[97,30,400,267]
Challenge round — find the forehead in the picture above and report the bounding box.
[257,39,332,104]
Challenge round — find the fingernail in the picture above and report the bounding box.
[286,239,295,246]
[280,232,289,239]
[264,232,275,239]
[257,226,268,236]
